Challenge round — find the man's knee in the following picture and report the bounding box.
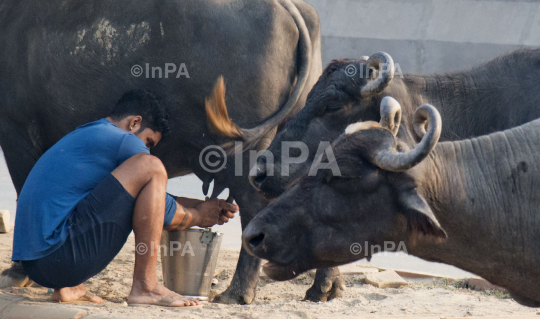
[115,154,167,187]
[136,154,167,178]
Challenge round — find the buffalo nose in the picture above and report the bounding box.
[242,223,266,256]
[249,158,267,190]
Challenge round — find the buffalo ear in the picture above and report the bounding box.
[398,188,447,241]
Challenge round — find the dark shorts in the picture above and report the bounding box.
[22,174,135,288]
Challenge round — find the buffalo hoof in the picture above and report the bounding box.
[212,285,256,305]
[303,267,345,302]
[0,263,33,288]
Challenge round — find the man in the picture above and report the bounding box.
[12,89,238,308]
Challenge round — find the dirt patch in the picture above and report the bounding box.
[0,232,537,318]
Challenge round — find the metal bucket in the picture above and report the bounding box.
[160,227,223,301]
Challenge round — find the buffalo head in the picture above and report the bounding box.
[241,97,447,281]
[248,52,415,198]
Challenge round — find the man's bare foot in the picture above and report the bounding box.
[52,284,105,304]
[127,280,201,307]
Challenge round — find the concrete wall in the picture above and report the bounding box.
[305,0,540,74]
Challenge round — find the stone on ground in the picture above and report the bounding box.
[0,210,10,233]
[365,269,408,288]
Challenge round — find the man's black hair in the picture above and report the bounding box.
[109,89,170,137]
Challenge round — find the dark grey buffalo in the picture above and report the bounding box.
[0,0,324,304]
[242,97,540,307]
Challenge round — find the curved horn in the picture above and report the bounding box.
[360,52,395,97]
[379,96,401,136]
[371,104,441,172]
[413,104,440,138]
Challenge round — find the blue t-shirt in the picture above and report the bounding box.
[12,118,177,261]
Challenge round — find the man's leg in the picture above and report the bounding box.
[53,153,199,306]
[111,153,200,306]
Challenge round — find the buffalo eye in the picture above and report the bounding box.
[325,163,382,194]
[326,175,362,194]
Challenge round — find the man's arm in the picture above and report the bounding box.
[164,197,238,232]
[174,197,204,209]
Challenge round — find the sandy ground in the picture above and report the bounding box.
[1,232,539,318]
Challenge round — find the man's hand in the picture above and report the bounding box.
[191,198,238,228]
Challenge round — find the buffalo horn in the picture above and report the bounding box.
[371,104,441,171]
[360,52,395,97]
[379,96,402,136]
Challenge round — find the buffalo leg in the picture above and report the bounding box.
[0,119,43,287]
[212,183,263,304]
[212,246,262,304]
[212,149,269,305]
[304,267,345,302]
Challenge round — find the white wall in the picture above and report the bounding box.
[306,0,540,73]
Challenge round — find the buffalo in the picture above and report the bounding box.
[242,97,540,307]
[0,0,327,304]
